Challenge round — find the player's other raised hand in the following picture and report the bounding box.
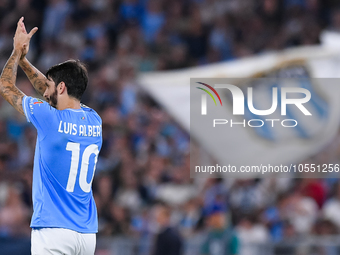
[13,17,38,59]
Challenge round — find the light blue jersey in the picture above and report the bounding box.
[23,96,102,233]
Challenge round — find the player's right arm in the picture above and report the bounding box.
[19,57,47,96]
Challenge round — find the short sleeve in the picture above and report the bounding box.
[23,96,56,136]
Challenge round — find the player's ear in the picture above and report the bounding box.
[58,82,66,95]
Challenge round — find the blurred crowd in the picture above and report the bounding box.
[1,0,340,254]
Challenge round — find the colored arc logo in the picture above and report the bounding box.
[33,99,43,105]
[196,82,222,106]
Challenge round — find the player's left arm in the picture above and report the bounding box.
[0,49,25,115]
[0,17,38,116]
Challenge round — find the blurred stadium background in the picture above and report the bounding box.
[2,0,340,254]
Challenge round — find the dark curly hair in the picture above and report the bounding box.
[46,59,88,100]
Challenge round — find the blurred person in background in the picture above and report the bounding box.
[300,178,326,208]
[228,179,266,215]
[262,192,291,242]
[201,203,239,255]
[0,183,30,237]
[311,219,338,255]
[179,198,201,238]
[285,183,318,235]
[322,182,340,229]
[273,221,297,255]
[235,215,269,255]
[152,203,183,255]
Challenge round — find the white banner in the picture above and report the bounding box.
[138,31,340,170]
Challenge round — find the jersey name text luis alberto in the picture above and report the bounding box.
[58,120,101,137]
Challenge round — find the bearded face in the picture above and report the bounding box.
[47,86,58,108]
[43,76,59,108]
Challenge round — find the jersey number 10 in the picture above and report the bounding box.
[66,142,99,193]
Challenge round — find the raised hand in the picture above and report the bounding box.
[16,17,47,96]
[13,17,38,59]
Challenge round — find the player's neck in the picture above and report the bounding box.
[57,98,81,110]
